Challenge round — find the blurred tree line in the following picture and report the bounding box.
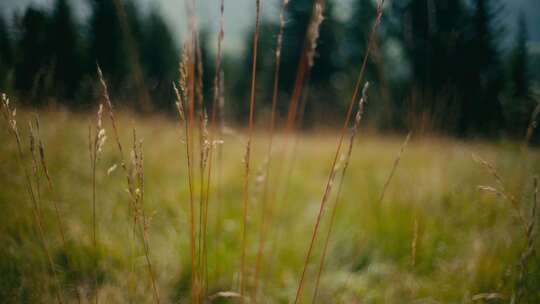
[0,0,538,138]
[0,0,177,110]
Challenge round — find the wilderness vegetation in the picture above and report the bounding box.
[0,0,538,135]
[1,0,540,303]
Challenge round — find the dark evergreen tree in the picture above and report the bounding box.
[392,0,470,132]
[88,0,130,90]
[0,15,13,90]
[233,20,279,121]
[88,0,154,110]
[141,10,178,109]
[503,13,532,135]
[14,7,52,104]
[49,0,84,102]
[281,0,344,125]
[346,0,377,77]
[347,0,395,129]
[461,0,504,136]
[391,0,504,136]
[508,14,530,100]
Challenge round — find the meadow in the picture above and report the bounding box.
[1,0,539,302]
[1,106,539,303]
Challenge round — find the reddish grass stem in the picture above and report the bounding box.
[293,2,385,302]
[199,0,226,295]
[240,1,261,302]
[311,82,370,303]
[252,0,289,301]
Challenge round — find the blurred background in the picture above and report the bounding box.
[0,0,539,137]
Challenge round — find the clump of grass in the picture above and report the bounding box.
[474,154,527,227]
[96,67,160,304]
[1,93,65,304]
[174,42,198,303]
[184,1,202,299]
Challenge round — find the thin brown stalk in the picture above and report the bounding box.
[175,42,198,302]
[88,102,106,304]
[293,2,385,302]
[131,129,161,304]
[210,1,226,283]
[195,24,207,290]
[284,0,325,134]
[260,0,324,295]
[311,82,370,303]
[378,132,412,204]
[240,1,261,302]
[185,0,200,300]
[1,94,64,304]
[252,0,289,301]
[200,0,226,295]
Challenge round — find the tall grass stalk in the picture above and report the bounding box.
[174,43,199,302]
[240,1,261,301]
[284,1,324,134]
[1,94,65,304]
[252,0,289,301]
[131,128,160,304]
[293,2,385,302]
[88,102,106,304]
[30,116,83,303]
[185,1,201,299]
[96,67,160,303]
[199,0,226,294]
[311,82,370,303]
[195,22,208,292]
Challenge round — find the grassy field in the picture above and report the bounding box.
[1,108,540,303]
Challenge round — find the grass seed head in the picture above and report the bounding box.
[307,3,325,68]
